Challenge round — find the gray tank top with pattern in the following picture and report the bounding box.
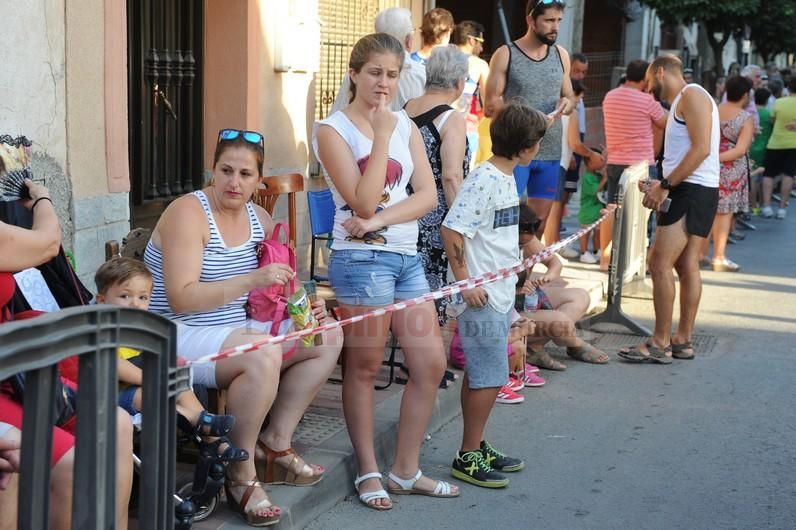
[503,42,564,161]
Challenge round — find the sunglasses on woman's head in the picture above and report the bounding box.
[217,129,264,149]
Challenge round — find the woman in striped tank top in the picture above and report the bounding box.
[144,131,343,526]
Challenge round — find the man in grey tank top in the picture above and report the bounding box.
[485,0,576,235]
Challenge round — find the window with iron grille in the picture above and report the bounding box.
[582,51,625,107]
[315,0,411,121]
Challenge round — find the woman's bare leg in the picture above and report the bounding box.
[49,448,74,530]
[214,330,283,516]
[261,327,343,475]
[711,212,733,261]
[338,305,392,508]
[542,286,590,322]
[387,302,454,494]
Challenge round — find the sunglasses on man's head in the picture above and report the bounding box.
[470,35,485,43]
[217,129,264,149]
[531,0,566,13]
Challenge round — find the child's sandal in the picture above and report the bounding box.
[199,436,249,463]
[195,409,235,437]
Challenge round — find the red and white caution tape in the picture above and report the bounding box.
[189,211,611,365]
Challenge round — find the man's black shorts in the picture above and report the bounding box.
[657,181,719,238]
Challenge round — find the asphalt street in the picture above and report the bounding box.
[307,210,796,530]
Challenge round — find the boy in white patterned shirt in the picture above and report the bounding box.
[442,101,547,488]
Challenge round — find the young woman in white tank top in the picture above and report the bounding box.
[313,33,458,509]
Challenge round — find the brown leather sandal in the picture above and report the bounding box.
[256,439,325,486]
[224,476,281,527]
[526,348,567,371]
[566,343,610,364]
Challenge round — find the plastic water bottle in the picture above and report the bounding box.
[524,290,539,312]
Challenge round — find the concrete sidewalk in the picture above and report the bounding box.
[307,209,796,529]
[190,363,464,529]
[190,260,609,529]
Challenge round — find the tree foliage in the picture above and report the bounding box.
[749,0,796,63]
[640,0,761,74]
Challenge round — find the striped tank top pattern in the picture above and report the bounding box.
[503,43,564,161]
[144,190,265,326]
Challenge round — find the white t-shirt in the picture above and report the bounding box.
[312,110,419,255]
[443,161,520,313]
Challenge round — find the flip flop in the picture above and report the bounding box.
[618,342,672,364]
[671,341,695,360]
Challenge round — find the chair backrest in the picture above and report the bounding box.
[307,188,335,236]
[255,173,304,247]
[105,228,152,261]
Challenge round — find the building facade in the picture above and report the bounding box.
[1,0,427,288]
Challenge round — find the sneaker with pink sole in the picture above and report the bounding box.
[507,374,524,392]
[524,363,540,374]
[495,384,525,404]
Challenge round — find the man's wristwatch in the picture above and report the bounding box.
[660,178,672,190]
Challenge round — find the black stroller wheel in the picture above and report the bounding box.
[177,481,219,522]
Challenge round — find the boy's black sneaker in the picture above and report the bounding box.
[480,440,524,472]
[451,450,509,488]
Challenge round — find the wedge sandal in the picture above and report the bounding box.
[256,441,324,486]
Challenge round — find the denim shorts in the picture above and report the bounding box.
[328,249,430,306]
[457,304,512,389]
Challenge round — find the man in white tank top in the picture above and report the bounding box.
[619,55,720,364]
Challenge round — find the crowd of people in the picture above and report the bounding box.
[2,0,796,527]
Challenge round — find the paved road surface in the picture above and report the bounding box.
[308,211,796,530]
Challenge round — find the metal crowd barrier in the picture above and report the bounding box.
[0,305,184,529]
[581,162,652,335]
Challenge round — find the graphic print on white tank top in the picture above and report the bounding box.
[312,110,418,255]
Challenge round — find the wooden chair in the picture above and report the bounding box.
[255,173,304,248]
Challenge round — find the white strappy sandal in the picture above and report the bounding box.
[354,472,392,510]
[387,469,459,498]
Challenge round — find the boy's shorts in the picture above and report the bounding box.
[514,160,561,200]
[457,304,512,389]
